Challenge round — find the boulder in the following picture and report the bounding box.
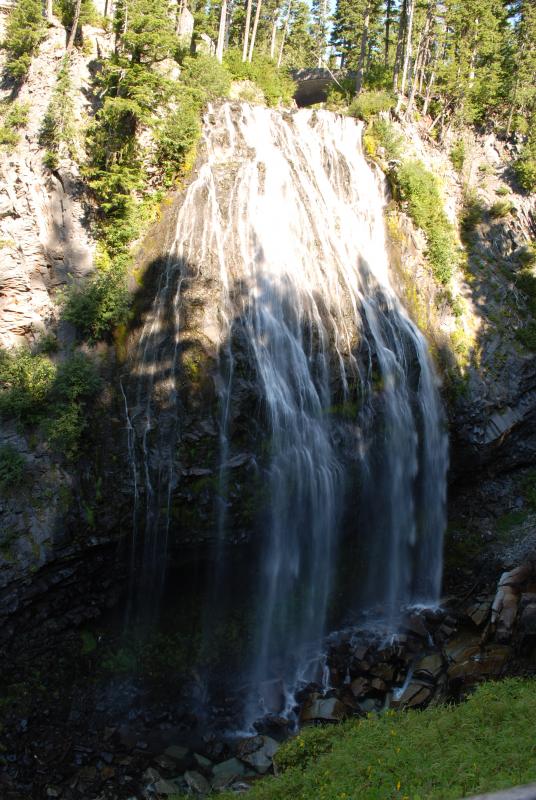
[184,770,211,795]
[237,735,279,774]
[299,695,347,724]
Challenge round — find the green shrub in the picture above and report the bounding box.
[0,101,30,149]
[522,469,536,511]
[348,90,395,122]
[516,321,536,350]
[0,348,100,458]
[61,264,131,341]
[224,49,296,107]
[53,352,101,401]
[396,160,458,284]
[326,77,354,108]
[450,139,465,172]
[0,348,56,423]
[181,54,231,102]
[155,91,201,183]
[496,185,510,196]
[513,151,536,192]
[0,444,25,491]
[224,678,536,800]
[489,199,513,219]
[40,57,76,164]
[461,188,485,234]
[369,118,403,161]
[56,0,97,31]
[1,0,45,80]
[44,402,84,458]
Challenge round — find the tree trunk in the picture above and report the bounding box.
[46,0,53,23]
[248,0,262,62]
[384,0,392,67]
[242,0,254,61]
[270,9,278,60]
[393,0,407,92]
[216,0,227,62]
[405,3,432,118]
[355,1,371,95]
[66,0,82,52]
[398,0,415,99]
[277,0,291,68]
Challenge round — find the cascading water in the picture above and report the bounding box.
[124,101,448,723]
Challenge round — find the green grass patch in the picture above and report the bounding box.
[223,679,536,800]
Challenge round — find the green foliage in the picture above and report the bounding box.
[489,199,513,219]
[522,469,536,511]
[0,444,25,492]
[224,49,296,107]
[0,348,56,423]
[450,140,466,173]
[396,160,458,285]
[348,90,395,122]
[516,321,536,350]
[0,348,100,458]
[61,263,131,342]
[0,101,30,149]
[56,0,97,31]
[514,150,536,193]
[224,679,536,800]
[461,189,486,235]
[155,94,201,184]
[39,57,76,165]
[181,54,231,102]
[1,0,45,80]
[367,118,403,161]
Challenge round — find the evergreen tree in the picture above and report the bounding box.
[1,0,45,80]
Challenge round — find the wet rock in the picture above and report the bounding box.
[164,744,189,762]
[413,652,443,680]
[154,755,177,772]
[370,677,388,693]
[350,677,370,698]
[194,752,212,770]
[184,770,211,794]
[447,644,510,682]
[466,598,492,627]
[300,695,347,724]
[392,682,432,708]
[212,757,246,781]
[237,736,279,774]
[404,614,429,638]
[154,777,181,795]
[369,663,396,682]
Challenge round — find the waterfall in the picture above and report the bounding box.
[124,102,448,722]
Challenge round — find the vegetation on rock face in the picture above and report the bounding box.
[0,101,30,149]
[221,678,536,800]
[1,0,45,80]
[40,57,76,169]
[0,348,100,459]
[0,444,25,491]
[394,160,458,286]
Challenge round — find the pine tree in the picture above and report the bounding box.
[2,0,46,80]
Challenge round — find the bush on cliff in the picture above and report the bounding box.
[1,0,45,80]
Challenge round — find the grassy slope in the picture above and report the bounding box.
[223,679,536,800]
